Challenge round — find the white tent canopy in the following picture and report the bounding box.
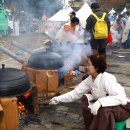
[108,8,116,15]
[64,0,69,6]
[121,7,127,14]
[48,6,73,21]
[76,2,92,28]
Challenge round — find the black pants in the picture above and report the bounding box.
[90,38,106,55]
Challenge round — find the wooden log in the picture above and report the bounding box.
[0,97,19,130]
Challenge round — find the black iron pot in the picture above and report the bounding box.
[0,46,64,70]
[0,65,31,97]
[28,51,64,69]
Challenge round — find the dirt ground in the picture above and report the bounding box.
[0,33,130,130]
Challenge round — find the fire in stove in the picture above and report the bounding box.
[18,102,27,116]
[17,86,41,129]
[17,85,38,118]
[17,90,34,120]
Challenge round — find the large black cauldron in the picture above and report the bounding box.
[28,51,64,69]
[0,45,64,70]
[0,65,31,97]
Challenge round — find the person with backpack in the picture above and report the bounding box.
[84,2,110,57]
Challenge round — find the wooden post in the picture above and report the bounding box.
[31,85,39,114]
[0,97,19,130]
[64,74,73,85]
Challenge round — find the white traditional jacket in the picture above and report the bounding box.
[58,72,130,107]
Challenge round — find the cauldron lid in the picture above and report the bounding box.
[28,51,63,69]
[0,67,31,97]
[0,68,26,81]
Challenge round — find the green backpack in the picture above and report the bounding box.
[92,13,108,39]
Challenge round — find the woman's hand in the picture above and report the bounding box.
[49,97,60,105]
[90,100,101,115]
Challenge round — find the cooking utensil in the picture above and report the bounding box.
[0,46,63,69]
[0,64,31,97]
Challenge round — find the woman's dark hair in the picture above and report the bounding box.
[71,17,79,24]
[89,54,107,73]
[70,11,76,16]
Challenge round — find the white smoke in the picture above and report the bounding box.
[59,43,92,72]
[8,0,64,19]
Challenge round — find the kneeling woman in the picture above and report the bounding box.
[49,53,130,130]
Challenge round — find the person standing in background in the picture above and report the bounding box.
[122,11,130,49]
[69,11,82,31]
[84,2,110,57]
[69,11,76,20]
[55,17,80,45]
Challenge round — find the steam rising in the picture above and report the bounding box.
[62,44,92,71]
[49,43,92,73]
[6,0,64,18]
[5,0,93,72]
